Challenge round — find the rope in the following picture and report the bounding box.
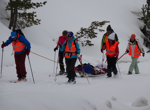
[31,51,66,67]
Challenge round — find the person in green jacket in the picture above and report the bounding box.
[100,25,119,53]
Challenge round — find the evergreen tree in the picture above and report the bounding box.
[6,0,47,30]
[75,21,109,46]
[139,0,150,50]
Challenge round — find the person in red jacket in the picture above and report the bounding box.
[102,32,119,78]
[54,30,68,75]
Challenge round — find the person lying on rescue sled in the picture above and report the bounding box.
[102,32,119,78]
[60,32,80,83]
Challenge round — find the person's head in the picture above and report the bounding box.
[62,30,68,37]
[67,32,74,40]
[108,32,115,44]
[106,25,112,34]
[130,34,136,41]
[11,32,17,41]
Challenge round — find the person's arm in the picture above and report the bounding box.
[115,45,119,58]
[19,35,31,50]
[5,36,13,46]
[100,34,106,50]
[137,42,144,53]
[75,41,80,54]
[56,37,60,48]
[115,33,119,42]
[60,42,66,52]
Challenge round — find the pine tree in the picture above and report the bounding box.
[75,21,109,46]
[139,0,150,50]
[6,0,47,30]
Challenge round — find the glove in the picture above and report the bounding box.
[26,50,30,56]
[142,53,145,57]
[101,49,103,53]
[126,50,129,53]
[77,54,80,58]
[54,47,58,51]
[1,43,6,48]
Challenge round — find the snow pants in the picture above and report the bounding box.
[65,58,77,80]
[59,50,65,72]
[14,52,27,79]
[107,56,118,77]
[129,57,139,74]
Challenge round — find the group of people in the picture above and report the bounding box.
[100,25,145,77]
[1,25,145,83]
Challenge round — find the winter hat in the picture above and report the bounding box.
[107,25,112,31]
[108,32,115,40]
[11,32,17,38]
[131,34,136,39]
[68,32,73,36]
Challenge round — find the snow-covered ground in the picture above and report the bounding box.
[0,0,150,110]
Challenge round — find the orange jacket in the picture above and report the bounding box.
[65,40,77,58]
[106,40,119,57]
[128,41,141,58]
[12,34,25,52]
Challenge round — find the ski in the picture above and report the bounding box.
[9,79,27,83]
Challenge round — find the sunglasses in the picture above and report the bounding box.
[68,35,72,38]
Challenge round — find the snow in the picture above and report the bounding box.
[0,0,150,110]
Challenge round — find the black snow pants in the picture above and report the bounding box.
[65,58,77,80]
[107,56,118,77]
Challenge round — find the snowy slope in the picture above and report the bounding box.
[0,0,150,110]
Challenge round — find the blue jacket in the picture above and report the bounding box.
[5,35,31,54]
[60,36,80,59]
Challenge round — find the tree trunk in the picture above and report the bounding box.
[8,0,14,30]
[13,6,18,31]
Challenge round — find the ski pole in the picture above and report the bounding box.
[117,52,127,61]
[101,52,105,73]
[54,51,59,81]
[78,55,90,84]
[105,52,127,63]
[52,51,56,76]
[27,55,35,84]
[116,61,122,78]
[0,41,4,78]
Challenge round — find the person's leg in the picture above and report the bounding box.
[69,58,77,81]
[59,50,65,74]
[107,56,112,77]
[14,53,21,80]
[112,57,118,75]
[129,57,137,74]
[65,58,71,81]
[19,52,27,79]
[133,57,139,74]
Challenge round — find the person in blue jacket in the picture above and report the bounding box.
[60,32,80,84]
[1,30,31,81]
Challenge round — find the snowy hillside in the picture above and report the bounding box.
[0,0,150,110]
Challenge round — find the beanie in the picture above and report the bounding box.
[107,25,112,31]
[131,34,136,39]
[11,32,17,38]
[68,32,73,36]
[108,32,115,40]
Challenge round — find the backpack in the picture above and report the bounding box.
[14,29,25,37]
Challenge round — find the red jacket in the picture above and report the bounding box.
[56,36,67,48]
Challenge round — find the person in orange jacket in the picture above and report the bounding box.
[126,34,145,75]
[1,31,31,81]
[60,32,80,83]
[102,32,119,78]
